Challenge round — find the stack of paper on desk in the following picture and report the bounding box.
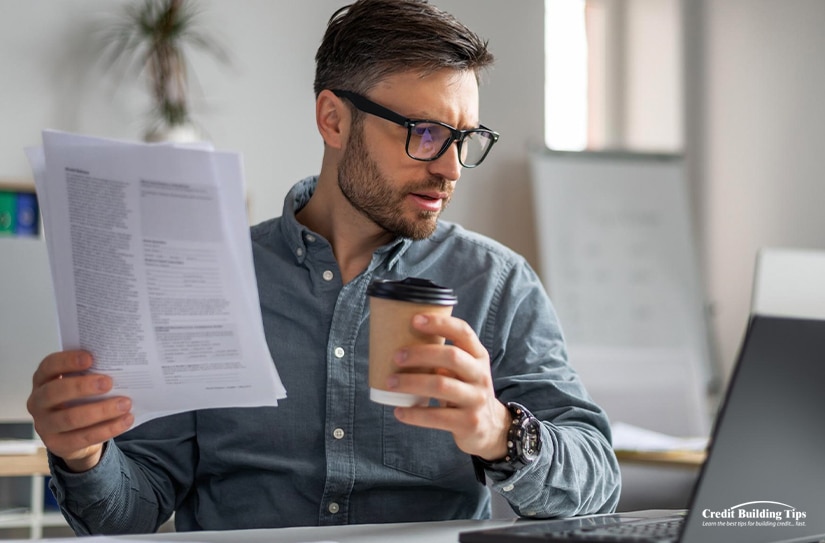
[611,421,708,453]
[0,439,43,455]
[25,130,286,428]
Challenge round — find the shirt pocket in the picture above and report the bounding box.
[381,406,468,480]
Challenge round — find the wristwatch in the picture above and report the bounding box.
[472,402,542,479]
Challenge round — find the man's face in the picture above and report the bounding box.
[337,69,480,240]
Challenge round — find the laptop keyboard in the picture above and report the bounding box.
[552,516,684,542]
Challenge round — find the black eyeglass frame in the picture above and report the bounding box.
[331,89,500,168]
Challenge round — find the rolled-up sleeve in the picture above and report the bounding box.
[48,411,197,535]
[479,257,622,517]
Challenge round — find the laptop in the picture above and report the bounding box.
[460,248,825,543]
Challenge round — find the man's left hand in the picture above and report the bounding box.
[387,312,511,461]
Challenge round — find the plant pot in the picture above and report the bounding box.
[144,122,202,143]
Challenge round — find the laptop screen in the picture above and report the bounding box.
[681,248,825,542]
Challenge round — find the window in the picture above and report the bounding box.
[545,0,588,151]
[545,0,683,152]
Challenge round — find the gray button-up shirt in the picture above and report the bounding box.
[49,177,620,534]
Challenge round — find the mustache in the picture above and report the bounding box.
[408,177,453,194]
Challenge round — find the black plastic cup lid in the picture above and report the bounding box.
[367,277,457,306]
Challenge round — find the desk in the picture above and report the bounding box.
[124,519,519,543]
[615,449,706,468]
[0,449,708,477]
[614,450,704,512]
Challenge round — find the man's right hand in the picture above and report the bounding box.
[27,350,134,473]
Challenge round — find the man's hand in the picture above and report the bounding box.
[27,350,134,472]
[387,313,511,461]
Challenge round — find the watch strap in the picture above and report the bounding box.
[471,401,541,484]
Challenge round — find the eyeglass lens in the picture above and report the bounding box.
[408,123,495,167]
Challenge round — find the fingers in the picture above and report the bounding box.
[387,368,479,405]
[27,350,134,467]
[393,391,510,459]
[388,313,510,458]
[394,313,491,387]
[411,313,488,359]
[32,350,93,388]
[393,403,468,433]
[36,396,133,436]
[388,313,491,406]
[29,351,112,413]
[43,402,135,462]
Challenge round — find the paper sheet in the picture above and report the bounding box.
[612,421,708,453]
[26,130,286,428]
[0,439,42,455]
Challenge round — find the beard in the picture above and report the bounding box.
[337,121,452,240]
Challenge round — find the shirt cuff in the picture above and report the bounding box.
[48,440,121,508]
[482,426,556,512]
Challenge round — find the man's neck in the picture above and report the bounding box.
[296,175,394,284]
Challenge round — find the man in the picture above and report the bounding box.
[27,0,620,534]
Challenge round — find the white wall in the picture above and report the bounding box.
[624,0,682,151]
[0,0,543,255]
[0,0,544,421]
[686,0,825,380]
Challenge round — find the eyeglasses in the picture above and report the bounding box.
[332,89,499,168]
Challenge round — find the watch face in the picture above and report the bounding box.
[522,418,541,460]
[508,402,541,468]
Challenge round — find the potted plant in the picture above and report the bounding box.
[101,0,229,142]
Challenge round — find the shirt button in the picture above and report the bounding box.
[333,428,345,439]
[322,270,334,281]
[296,247,304,256]
[305,234,316,242]
[328,502,340,514]
[334,347,345,358]
[502,484,515,492]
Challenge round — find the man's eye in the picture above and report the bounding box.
[413,125,433,137]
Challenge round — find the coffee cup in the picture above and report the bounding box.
[367,277,458,406]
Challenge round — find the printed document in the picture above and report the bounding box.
[26,130,286,428]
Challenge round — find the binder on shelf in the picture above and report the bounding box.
[0,190,15,235]
[14,192,39,236]
[43,477,59,511]
[0,188,39,237]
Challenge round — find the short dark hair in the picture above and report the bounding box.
[314,0,494,96]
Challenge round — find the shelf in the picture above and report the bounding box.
[0,448,49,477]
[0,179,35,193]
[0,509,33,528]
[0,436,68,539]
[41,511,66,525]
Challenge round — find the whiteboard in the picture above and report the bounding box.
[0,237,60,422]
[751,247,825,321]
[530,151,713,436]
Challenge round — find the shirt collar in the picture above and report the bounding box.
[280,176,413,269]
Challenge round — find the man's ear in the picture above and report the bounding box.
[316,90,349,150]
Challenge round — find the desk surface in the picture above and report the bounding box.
[615,449,705,468]
[124,519,519,543]
[0,447,705,477]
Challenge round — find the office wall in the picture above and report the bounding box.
[0,0,544,420]
[0,0,543,258]
[685,0,825,380]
